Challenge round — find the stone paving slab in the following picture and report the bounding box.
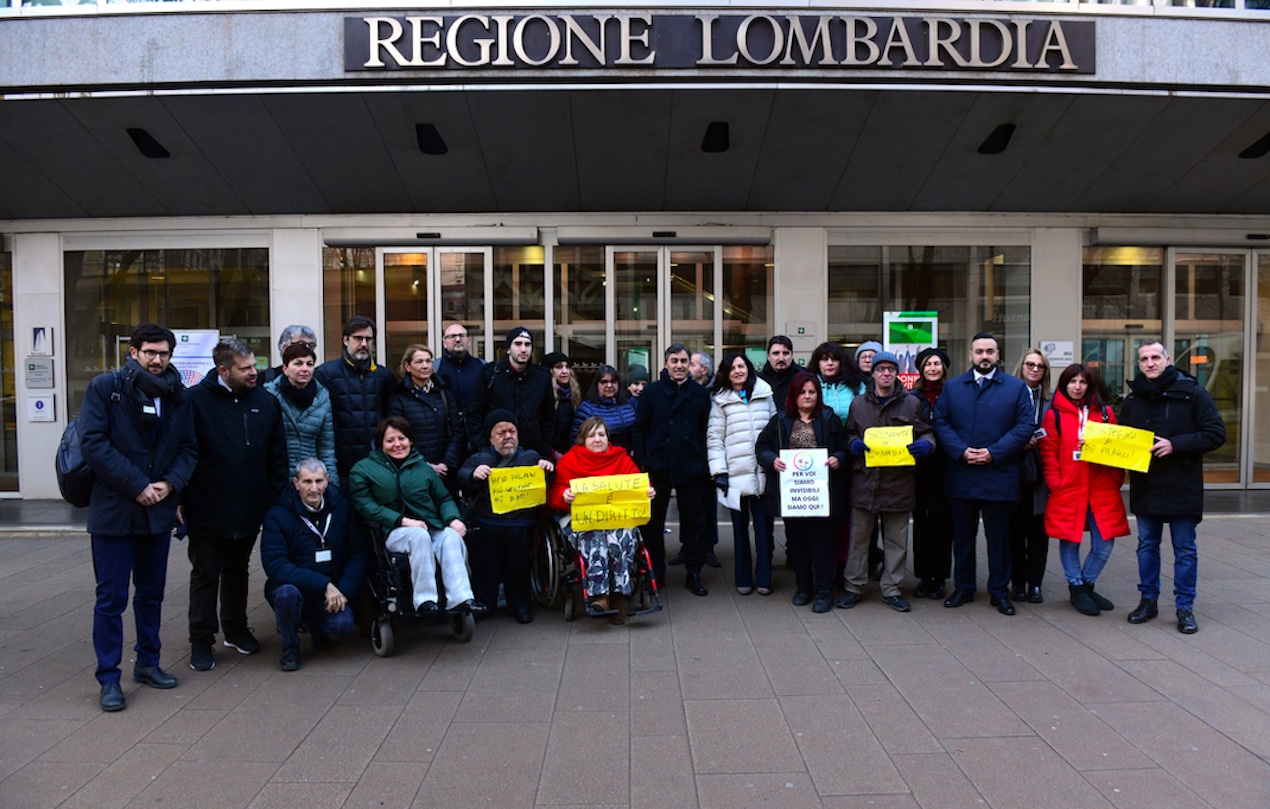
[1,509,1269,808]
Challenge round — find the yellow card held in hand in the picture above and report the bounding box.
[571,473,650,531]
[489,466,547,515]
[1080,422,1154,473]
[864,426,915,467]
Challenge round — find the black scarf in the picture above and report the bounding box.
[126,357,183,434]
[277,374,318,409]
[1129,365,1179,399]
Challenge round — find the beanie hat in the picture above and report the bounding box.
[914,347,951,375]
[542,351,569,369]
[871,351,900,371]
[854,341,884,362]
[505,327,532,348]
[626,364,650,384]
[483,408,518,440]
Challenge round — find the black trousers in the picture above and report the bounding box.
[188,534,257,646]
[1009,498,1049,591]
[949,498,1013,600]
[785,517,835,596]
[912,506,953,581]
[646,473,711,587]
[468,521,532,613]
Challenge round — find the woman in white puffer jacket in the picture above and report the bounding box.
[708,353,778,595]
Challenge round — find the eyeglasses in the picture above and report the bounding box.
[138,349,171,360]
[445,333,468,341]
[347,334,373,343]
[290,340,317,349]
[1023,361,1046,371]
[598,378,617,386]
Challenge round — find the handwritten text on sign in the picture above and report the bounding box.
[489,466,547,515]
[864,426,915,468]
[1080,422,1154,474]
[779,449,830,517]
[571,473,650,531]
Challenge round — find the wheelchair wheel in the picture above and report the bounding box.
[452,611,475,643]
[371,617,395,658]
[563,588,578,622]
[530,517,563,606]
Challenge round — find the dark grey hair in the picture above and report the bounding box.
[294,457,328,478]
[277,324,317,353]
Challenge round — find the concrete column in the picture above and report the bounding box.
[12,233,64,498]
[268,228,324,364]
[773,227,827,369]
[1030,228,1084,351]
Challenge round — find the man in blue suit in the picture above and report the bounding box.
[932,332,1035,616]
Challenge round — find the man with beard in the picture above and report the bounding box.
[80,323,198,712]
[932,332,1035,616]
[459,410,555,623]
[758,335,797,408]
[184,339,289,671]
[315,316,395,483]
[465,326,555,457]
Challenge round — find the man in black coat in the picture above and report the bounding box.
[758,335,797,412]
[633,343,713,595]
[183,339,289,671]
[435,322,486,416]
[464,326,555,457]
[314,316,395,483]
[1119,339,1226,634]
[260,458,366,671]
[80,323,198,712]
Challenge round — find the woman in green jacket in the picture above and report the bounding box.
[349,416,484,615]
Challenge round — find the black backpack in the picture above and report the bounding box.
[55,372,121,508]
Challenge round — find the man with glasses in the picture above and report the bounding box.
[1119,339,1225,634]
[436,323,485,415]
[80,323,197,711]
[262,324,318,384]
[315,316,395,483]
[933,332,1035,616]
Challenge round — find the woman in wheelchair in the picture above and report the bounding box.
[548,417,655,625]
[349,417,485,616]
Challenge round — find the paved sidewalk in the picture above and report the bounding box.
[1,503,1269,808]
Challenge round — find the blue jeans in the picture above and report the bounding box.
[730,495,772,590]
[1134,514,1199,610]
[92,532,171,686]
[1059,508,1114,585]
[271,584,355,650]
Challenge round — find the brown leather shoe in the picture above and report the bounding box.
[609,596,627,625]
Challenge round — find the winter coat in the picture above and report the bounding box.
[633,370,711,483]
[314,355,395,484]
[707,379,776,509]
[1118,367,1226,519]
[79,365,198,537]
[910,386,948,512]
[465,358,555,457]
[263,376,339,487]
[821,378,862,426]
[183,373,289,539]
[1038,394,1130,544]
[758,362,797,413]
[570,396,638,451]
[845,387,935,513]
[548,444,641,512]
[261,484,366,605]
[387,376,464,473]
[349,448,461,533]
[932,369,1035,502]
[434,350,485,413]
[549,385,575,456]
[1017,385,1053,517]
[458,446,545,526]
[755,409,849,515]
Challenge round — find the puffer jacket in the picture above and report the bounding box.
[314,355,395,483]
[1039,394,1130,544]
[707,378,776,507]
[264,376,339,487]
[1118,366,1226,518]
[845,387,935,512]
[387,376,464,473]
[349,448,461,533]
[261,484,366,605]
[570,396,638,451]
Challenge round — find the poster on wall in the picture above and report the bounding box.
[882,310,938,390]
[172,330,220,388]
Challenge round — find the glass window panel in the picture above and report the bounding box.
[440,250,487,359]
[1256,253,1270,483]
[493,246,545,363]
[322,247,376,363]
[614,250,658,380]
[554,245,606,389]
[64,248,269,417]
[668,250,714,358]
[829,245,1031,372]
[1081,246,1164,404]
[383,252,429,371]
[722,245,774,362]
[0,250,14,491]
[1173,252,1245,484]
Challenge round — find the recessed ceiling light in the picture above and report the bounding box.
[1238,131,1270,160]
[977,123,1016,156]
[127,128,170,159]
[416,123,448,155]
[701,121,730,153]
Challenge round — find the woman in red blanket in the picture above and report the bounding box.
[549,416,655,625]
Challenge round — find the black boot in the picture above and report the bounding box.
[1128,598,1158,624]
[1069,583,1100,616]
[1087,587,1114,611]
[685,569,708,597]
[812,590,833,613]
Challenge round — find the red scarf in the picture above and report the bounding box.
[548,444,639,511]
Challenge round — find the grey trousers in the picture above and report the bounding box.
[844,508,909,598]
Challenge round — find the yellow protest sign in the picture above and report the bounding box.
[1080,422,1154,474]
[570,473,650,531]
[489,466,546,515]
[864,426,915,467]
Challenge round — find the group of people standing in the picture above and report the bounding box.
[80,317,1225,715]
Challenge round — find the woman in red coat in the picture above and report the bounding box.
[1040,363,1131,616]
[549,416,655,625]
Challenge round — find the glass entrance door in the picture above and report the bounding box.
[378,248,490,369]
[1253,252,1270,486]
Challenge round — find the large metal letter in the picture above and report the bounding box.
[737,15,784,66]
[616,14,655,65]
[966,19,1011,69]
[781,15,836,65]
[560,15,611,65]
[1011,20,1034,69]
[697,13,738,65]
[513,14,562,67]
[924,18,969,68]
[1037,21,1077,70]
[877,17,920,67]
[447,14,493,67]
[842,17,880,66]
[363,17,410,68]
